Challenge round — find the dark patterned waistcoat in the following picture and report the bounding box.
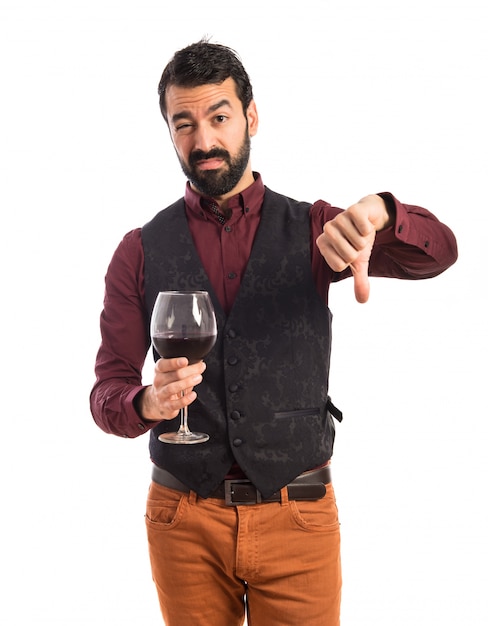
[142,187,338,499]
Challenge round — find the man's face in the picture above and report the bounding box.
[165,78,258,199]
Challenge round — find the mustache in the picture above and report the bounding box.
[189,148,230,166]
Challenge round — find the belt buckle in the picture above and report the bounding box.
[224,479,262,505]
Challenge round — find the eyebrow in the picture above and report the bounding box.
[171,99,232,124]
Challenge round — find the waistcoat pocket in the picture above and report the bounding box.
[273,407,320,420]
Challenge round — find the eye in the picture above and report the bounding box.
[175,123,195,136]
[214,114,228,124]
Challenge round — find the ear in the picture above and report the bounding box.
[246,100,259,137]
[167,123,175,144]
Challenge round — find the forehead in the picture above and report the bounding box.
[165,77,241,119]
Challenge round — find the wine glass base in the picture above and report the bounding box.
[158,431,209,444]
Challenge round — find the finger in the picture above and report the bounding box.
[317,215,372,272]
[316,233,352,272]
[155,359,206,383]
[350,262,370,303]
[155,356,189,373]
[157,389,198,420]
[164,373,203,398]
[168,389,198,407]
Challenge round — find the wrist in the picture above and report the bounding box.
[376,192,396,231]
[135,386,161,422]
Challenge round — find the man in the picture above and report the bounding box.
[90,40,457,625]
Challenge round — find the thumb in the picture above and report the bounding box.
[350,259,370,303]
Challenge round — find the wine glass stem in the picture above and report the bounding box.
[178,392,191,435]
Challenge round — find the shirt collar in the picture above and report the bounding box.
[184,172,265,220]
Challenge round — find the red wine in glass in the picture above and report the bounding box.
[150,291,217,444]
[151,333,216,365]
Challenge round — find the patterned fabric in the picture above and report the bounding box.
[141,189,337,499]
[202,197,227,224]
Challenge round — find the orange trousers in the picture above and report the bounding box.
[146,479,341,626]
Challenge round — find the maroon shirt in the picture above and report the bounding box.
[90,173,457,438]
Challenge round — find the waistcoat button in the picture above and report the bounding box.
[233,438,243,447]
[229,383,239,393]
[228,356,238,366]
[230,410,241,420]
[227,329,237,339]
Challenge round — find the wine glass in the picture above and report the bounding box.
[150,290,217,444]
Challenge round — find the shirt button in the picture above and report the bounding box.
[398,224,404,233]
[137,423,145,430]
[424,240,430,248]
[225,225,232,232]
[228,272,237,279]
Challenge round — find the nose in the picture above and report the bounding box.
[193,123,217,153]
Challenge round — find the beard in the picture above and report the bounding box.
[177,130,251,198]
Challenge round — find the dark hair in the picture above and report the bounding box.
[158,39,254,122]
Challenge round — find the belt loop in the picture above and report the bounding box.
[188,490,198,505]
[280,486,289,506]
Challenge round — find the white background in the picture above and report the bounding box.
[1,1,486,624]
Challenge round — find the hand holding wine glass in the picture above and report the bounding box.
[150,291,217,444]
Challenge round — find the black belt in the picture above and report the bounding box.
[151,464,331,505]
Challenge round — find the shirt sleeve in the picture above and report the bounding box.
[89,228,156,438]
[310,192,458,301]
